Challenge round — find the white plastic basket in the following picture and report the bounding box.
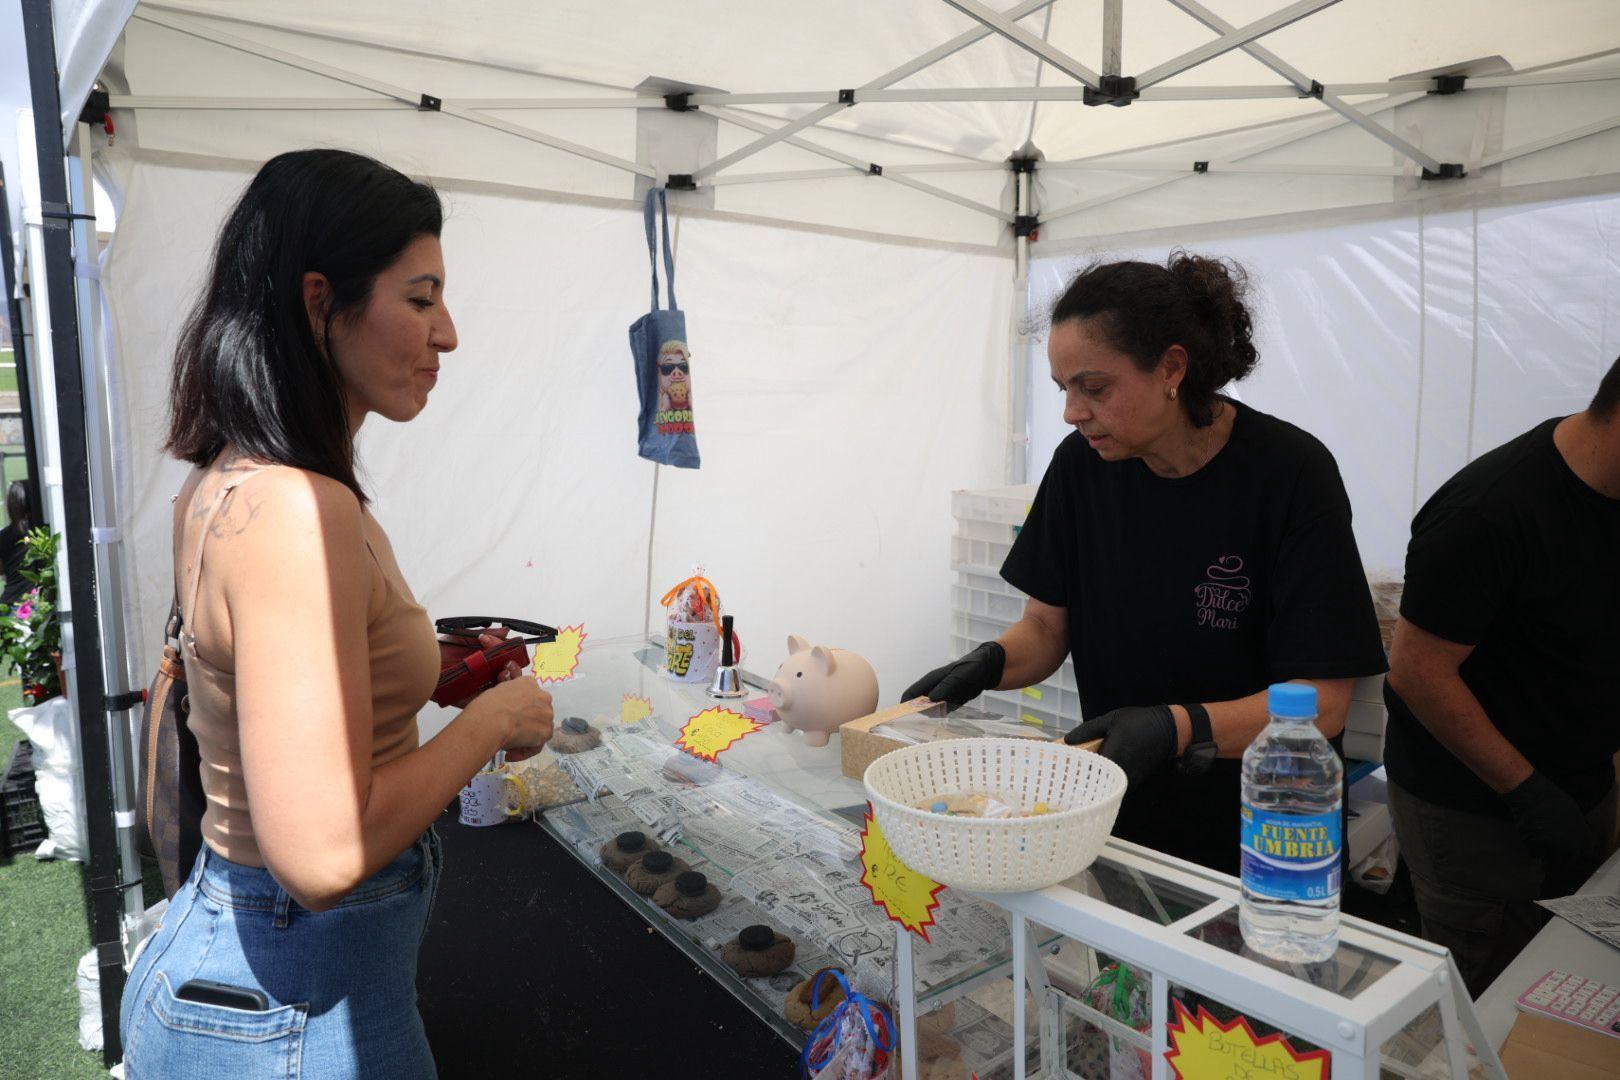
[864,738,1126,893]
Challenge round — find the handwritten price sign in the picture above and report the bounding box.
[1166,1001,1330,1080]
[675,707,762,762]
[620,693,654,725]
[859,805,945,941]
[533,625,587,684]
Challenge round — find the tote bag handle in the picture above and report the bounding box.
[644,187,678,312]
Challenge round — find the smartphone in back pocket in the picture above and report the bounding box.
[175,978,270,1012]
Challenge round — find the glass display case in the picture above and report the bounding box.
[893,840,1507,1080]
[529,636,1041,1075]
[520,637,1499,1080]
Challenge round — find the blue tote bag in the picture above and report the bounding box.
[629,188,701,468]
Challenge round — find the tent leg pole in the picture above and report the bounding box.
[1009,168,1032,486]
[22,0,128,1065]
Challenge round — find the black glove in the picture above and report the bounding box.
[902,641,1006,709]
[1503,770,1595,871]
[1064,705,1178,789]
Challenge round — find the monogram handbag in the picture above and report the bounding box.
[136,597,205,899]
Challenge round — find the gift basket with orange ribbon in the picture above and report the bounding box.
[659,569,741,684]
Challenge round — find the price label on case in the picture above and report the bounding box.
[675,707,761,762]
[859,805,944,940]
[533,625,587,684]
[1165,1001,1330,1080]
[620,693,654,724]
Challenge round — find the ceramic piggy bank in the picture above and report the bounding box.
[770,635,880,747]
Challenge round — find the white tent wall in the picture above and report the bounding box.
[101,154,1013,741]
[1025,188,1620,576]
[648,214,1012,698]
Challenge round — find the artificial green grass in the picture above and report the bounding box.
[0,349,17,392]
[0,684,114,1080]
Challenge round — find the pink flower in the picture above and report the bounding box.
[14,602,32,620]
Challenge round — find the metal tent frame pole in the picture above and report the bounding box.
[107,65,1620,112]
[690,0,1059,181]
[131,8,655,179]
[21,0,128,1064]
[65,120,147,934]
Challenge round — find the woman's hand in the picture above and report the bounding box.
[467,675,554,762]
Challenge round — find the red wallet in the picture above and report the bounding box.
[433,617,557,707]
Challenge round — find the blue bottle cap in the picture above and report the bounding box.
[931,801,948,814]
[1268,683,1318,719]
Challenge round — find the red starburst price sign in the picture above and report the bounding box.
[532,624,587,684]
[859,804,945,941]
[1166,1000,1331,1080]
[674,707,762,762]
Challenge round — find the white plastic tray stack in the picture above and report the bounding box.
[1343,674,1388,763]
[950,484,1080,736]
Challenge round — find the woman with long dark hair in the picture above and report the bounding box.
[0,480,35,607]
[119,149,554,1078]
[906,254,1388,876]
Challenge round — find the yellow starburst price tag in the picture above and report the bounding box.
[1165,1001,1329,1080]
[674,707,762,762]
[620,693,654,725]
[533,625,587,684]
[859,806,944,941]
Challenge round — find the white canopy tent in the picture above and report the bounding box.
[9,0,1620,1064]
[32,0,1619,696]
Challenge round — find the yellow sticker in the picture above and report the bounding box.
[859,807,944,940]
[1022,712,1045,727]
[533,625,587,684]
[675,707,762,762]
[1165,1001,1330,1080]
[620,693,654,725]
[1021,686,1044,701]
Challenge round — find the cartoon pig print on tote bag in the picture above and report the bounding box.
[769,635,880,748]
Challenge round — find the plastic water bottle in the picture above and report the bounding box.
[1240,683,1343,963]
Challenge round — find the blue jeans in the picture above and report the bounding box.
[120,828,443,1079]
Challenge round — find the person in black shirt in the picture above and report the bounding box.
[1384,356,1620,996]
[904,255,1387,876]
[0,480,34,609]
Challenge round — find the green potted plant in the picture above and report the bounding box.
[0,528,63,705]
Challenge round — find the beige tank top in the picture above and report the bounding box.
[175,460,440,867]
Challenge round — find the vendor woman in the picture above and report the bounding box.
[905,254,1388,874]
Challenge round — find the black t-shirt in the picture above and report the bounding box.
[1383,418,1620,818]
[0,523,27,607]
[1001,400,1388,874]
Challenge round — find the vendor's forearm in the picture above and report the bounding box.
[996,612,1068,689]
[1173,679,1354,758]
[1388,618,1532,794]
[1387,669,1531,794]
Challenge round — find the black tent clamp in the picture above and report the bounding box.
[1084,75,1138,108]
[1014,214,1040,239]
[1430,75,1467,95]
[1422,163,1467,180]
[418,93,442,111]
[666,174,697,191]
[664,92,695,112]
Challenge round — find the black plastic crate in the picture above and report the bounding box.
[2,739,46,856]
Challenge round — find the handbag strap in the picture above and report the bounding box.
[644,187,677,313]
[435,616,558,643]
